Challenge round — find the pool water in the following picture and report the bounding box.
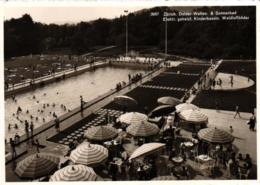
[5,66,145,140]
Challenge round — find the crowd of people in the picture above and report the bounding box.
[115,73,144,91]
[6,93,71,144]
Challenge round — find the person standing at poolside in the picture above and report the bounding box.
[25,120,29,141]
[55,118,60,133]
[230,75,234,87]
[215,99,219,112]
[30,122,34,144]
[229,126,234,134]
[80,96,84,112]
[10,138,16,160]
[219,78,222,87]
[234,105,241,118]
[248,113,256,131]
[35,139,40,153]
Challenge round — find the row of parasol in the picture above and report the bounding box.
[15,142,109,181]
[14,126,234,180]
[113,96,234,145]
[14,142,168,180]
[84,123,158,141]
[14,95,234,181]
[114,95,208,124]
[15,125,234,181]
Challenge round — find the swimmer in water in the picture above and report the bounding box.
[17,106,22,114]
[53,112,57,118]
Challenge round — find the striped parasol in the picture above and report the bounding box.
[179,109,208,123]
[118,112,148,125]
[129,143,165,160]
[148,105,176,118]
[84,126,118,141]
[152,176,177,180]
[50,164,97,181]
[15,153,60,179]
[70,142,108,166]
[176,103,199,113]
[198,127,234,144]
[113,95,137,108]
[157,96,182,106]
[126,121,159,137]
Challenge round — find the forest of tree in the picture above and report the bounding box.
[4,6,256,60]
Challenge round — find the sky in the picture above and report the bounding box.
[4,7,153,24]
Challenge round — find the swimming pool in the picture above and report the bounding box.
[5,66,146,140]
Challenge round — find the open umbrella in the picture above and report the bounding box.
[176,103,199,113]
[15,153,60,179]
[118,112,148,125]
[70,142,108,166]
[113,95,137,108]
[198,127,234,144]
[157,96,182,106]
[148,105,176,118]
[152,176,177,180]
[50,164,97,181]
[179,109,208,123]
[129,143,165,160]
[84,126,118,141]
[126,121,159,137]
